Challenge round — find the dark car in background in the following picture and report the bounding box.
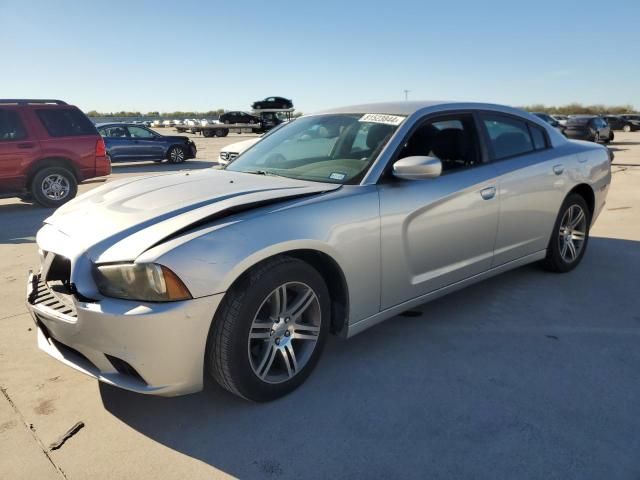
[97,123,196,163]
[564,116,613,143]
[532,112,566,135]
[218,111,260,125]
[603,115,638,132]
[0,99,110,207]
[251,96,293,110]
[619,115,640,132]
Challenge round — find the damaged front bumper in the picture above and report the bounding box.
[27,271,224,397]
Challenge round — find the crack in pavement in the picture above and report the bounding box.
[0,310,29,322]
[1,386,68,479]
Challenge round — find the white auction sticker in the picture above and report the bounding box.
[359,113,406,126]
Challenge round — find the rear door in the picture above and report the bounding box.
[479,113,565,265]
[0,108,40,192]
[98,125,131,160]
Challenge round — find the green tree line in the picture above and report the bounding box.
[520,103,637,115]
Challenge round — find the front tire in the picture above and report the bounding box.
[206,256,330,402]
[541,194,591,273]
[30,167,77,208]
[167,145,186,163]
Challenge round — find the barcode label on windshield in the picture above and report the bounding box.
[359,114,405,126]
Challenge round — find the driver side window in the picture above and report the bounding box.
[399,114,481,172]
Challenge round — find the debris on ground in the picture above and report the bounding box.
[48,421,85,451]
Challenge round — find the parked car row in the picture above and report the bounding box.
[532,112,640,144]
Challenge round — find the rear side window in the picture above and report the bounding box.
[481,115,534,160]
[36,109,97,137]
[567,117,589,126]
[0,110,27,141]
[529,124,548,150]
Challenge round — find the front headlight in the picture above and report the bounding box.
[94,263,192,302]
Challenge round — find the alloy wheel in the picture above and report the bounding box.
[41,174,70,201]
[248,282,321,384]
[558,204,587,263]
[170,147,185,162]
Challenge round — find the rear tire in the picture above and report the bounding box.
[30,167,77,208]
[215,129,229,137]
[167,145,186,163]
[541,194,591,273]
[206,256,330,402]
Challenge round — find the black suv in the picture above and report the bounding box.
[619,115,640,132]
[564,116,613,143]
[603,115,638,132]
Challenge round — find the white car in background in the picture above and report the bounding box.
[218,120,293,165]
[552,115,569,126]
[218,137,260,165]
[151,120,163,127]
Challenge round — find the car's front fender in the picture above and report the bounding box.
[136,186,382,324]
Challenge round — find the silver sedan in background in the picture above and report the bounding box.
[27,101,611,401]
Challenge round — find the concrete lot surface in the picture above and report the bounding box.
[1,131,639,479]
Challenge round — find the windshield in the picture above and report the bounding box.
[225,113,404,184]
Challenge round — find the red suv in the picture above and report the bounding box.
[0,99,111,207]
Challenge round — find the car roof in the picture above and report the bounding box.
[314,100,534,117]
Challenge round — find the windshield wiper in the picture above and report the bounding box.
[243,169,281,177]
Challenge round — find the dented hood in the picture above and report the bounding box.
[44,169,339,262]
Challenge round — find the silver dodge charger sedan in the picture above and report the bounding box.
[27,101,611,401]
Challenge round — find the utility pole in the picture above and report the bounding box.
[403,89,410,101]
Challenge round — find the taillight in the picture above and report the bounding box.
[95,138,106,157]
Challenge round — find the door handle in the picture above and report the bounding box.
[17,142,35,149]
[553,164,564,175]
[480,186,496,200]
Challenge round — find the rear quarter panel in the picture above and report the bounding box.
[25,107,99,181]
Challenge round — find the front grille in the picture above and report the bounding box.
[219,152,238,162]
[29,274,77,318]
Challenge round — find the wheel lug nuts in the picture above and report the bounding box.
[285,317,290,323]
[270,330,274,336]
[285,331,290,337]
[275,338,280,345]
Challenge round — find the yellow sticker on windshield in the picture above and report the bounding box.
[359,114,405,126]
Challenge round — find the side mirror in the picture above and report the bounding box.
[392,156,442,180]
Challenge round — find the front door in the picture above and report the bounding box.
[378,113,500,309]
[126,126,164,159]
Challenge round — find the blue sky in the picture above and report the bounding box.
[2,0,639,113]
